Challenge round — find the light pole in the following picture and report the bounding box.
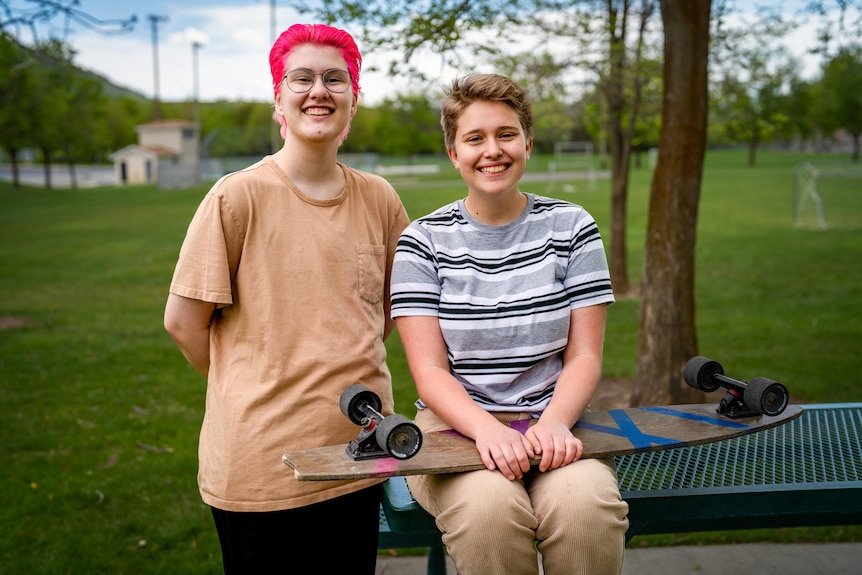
[192,40,203,127]
[148,14,169,121]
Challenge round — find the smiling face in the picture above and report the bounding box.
[448,99,533,201]
[274,43,357,145]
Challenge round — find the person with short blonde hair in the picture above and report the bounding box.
[391,73,628,575]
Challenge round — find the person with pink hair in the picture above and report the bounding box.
[164,23,408,574]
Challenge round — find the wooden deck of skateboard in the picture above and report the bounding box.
[283,403,803,481]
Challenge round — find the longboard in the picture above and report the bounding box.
[283,403,802,481]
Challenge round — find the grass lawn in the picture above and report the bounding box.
[1,149,860,572]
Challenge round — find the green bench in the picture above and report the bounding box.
[378,403,862,575]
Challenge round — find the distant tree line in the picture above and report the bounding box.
[2,7,861,190]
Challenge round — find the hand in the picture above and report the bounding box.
[474,422,536,481]
[525,421,583,472]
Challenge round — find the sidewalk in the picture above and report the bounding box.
[375,542,862,574]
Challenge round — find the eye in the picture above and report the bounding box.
[324,71,350,87]
[290,74,312,84]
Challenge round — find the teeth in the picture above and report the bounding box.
[480,165,507,174]
[305,108,331,116]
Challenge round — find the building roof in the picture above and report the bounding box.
[109,144,179,160]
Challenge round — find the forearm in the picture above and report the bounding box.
[413,365,501,439]
[539,304,607,428]
[539,354,602,429]
[164,294,214,378]
[170,327,211,377]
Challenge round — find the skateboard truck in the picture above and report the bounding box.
[684,356,790,419]
[340,384,422,460]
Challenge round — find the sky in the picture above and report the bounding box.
[4,0,842,106]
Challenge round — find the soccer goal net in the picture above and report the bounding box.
[547,141,598,194]
[793,162,862,229]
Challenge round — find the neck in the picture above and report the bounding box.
[273,140,344,200]
[464,192,527,226]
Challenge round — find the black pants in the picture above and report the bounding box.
[211,484,382,574]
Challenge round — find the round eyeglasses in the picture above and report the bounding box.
[283,68,352,94]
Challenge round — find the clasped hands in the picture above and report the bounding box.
[475,420,583,481]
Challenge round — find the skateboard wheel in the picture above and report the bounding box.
[376,414,422,460]
[684,356,724,393]
[340,384,382,425]
[744,377,789,416]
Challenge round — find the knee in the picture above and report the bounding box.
[433,471,538,542]
[534,460,629,540]
[465,488,534,526]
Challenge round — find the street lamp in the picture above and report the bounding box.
[192,40,203,127]
[148,14,169,121]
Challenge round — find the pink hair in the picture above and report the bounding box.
[269,24,362,144]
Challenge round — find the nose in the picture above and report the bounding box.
[483,138,503,158]
[308,75,329,96]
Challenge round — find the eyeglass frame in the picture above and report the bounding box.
[282,68,352,94]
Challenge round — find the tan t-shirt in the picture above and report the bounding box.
[169,157,409,511]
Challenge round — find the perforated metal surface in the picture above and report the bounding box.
[616,404,862,491]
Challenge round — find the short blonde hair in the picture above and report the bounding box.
[440,73,533,150]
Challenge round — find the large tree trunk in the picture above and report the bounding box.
[631,0,711,407]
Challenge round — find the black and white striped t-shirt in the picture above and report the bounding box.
[390,194,614,414]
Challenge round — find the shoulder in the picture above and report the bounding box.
[528,194,597,227]
[342,164,399,199]
[206,158,277,202]
[529,194,587,215]
[414,201,463,228]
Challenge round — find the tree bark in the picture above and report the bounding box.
[631,0,711,407]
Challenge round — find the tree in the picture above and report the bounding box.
[25,39,75,189]
[709,6,795,165]
[58,70,107,187]
[631,0,711,406]
[0,32,36,187]
[372,93,444,157]
[602,0,656,296]
[805,0,862,58]
[781,78,816,150]
[819,45,862,161]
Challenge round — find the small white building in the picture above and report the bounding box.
[110,120,199,187]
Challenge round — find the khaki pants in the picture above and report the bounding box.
[406,409,629,575]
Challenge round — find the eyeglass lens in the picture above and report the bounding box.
[285,69,351,93]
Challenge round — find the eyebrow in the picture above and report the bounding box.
[461,125,521,136]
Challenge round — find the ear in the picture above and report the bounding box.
[447,147,459,169]
[274,92,283,117]
[525,137,534,160]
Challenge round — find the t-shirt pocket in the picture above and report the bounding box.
[357,244,386,304]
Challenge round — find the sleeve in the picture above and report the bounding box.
[169,189,243,307]
[390,222,443,318]
[565,210,615,309]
